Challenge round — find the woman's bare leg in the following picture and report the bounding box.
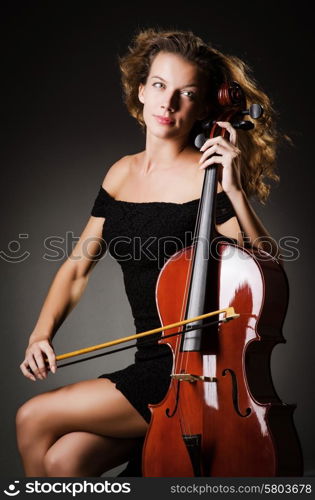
[44,431,140,477]
[15,378,149,477]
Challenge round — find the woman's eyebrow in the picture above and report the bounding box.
[151,75,199,88]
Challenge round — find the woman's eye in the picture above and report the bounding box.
[152,82,164,88]
[182,90,195,99]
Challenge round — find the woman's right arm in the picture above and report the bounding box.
[21,156,130,382]
[20,214,106,381]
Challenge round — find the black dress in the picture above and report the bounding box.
[90,184,236,475]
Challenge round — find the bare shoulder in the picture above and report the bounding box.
[101,155,133,196]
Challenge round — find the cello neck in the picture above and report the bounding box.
[182,164,219,352]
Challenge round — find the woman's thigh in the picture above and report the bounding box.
[16,378,149,440]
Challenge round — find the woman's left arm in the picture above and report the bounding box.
[198,120,282,263]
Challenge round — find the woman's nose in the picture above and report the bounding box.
[161,92,178,112]
[161,103,175,112]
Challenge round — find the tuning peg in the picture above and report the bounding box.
[232,120,254,130]
[200,119,216,131]
[242,104,264,119]
[249,103,263,119]
[194,133,207,149]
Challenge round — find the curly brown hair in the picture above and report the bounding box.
[118,28,286,203]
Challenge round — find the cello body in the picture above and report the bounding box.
[142,241,303,476]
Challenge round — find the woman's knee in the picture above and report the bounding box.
[15,396,39,430]
[44,449,75,477]
[16,397,42,448]
[43,432,140,477]
[15,390,60,450]
[43,432,108,477]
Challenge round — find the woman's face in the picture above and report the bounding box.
[138,51,209,141]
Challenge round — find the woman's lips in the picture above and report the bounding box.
[154,115,175,125]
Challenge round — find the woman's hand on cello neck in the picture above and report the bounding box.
[198,120,243,196]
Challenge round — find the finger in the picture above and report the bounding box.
[200,134,237,152]
[20,361,36,382]
[199,137,218,150]
[33,351,48,378]
[216,121,238,146]
[20,361,36,381]
[199,155,223,169]
[28,353,44,380]
[199,143,232,164]
[41,344,57,374]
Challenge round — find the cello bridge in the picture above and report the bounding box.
[171,373,217,383]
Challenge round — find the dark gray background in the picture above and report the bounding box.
[1,2,314,477]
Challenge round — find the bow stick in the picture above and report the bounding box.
[44,307,239,369]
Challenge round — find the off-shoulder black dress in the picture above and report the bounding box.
[90,185,236,474]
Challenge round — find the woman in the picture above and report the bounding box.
[16,28,282,477]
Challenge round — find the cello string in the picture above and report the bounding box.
[183,167,207,384]
[177,172,205,439]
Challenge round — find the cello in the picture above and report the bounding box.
[141,81,303,477]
